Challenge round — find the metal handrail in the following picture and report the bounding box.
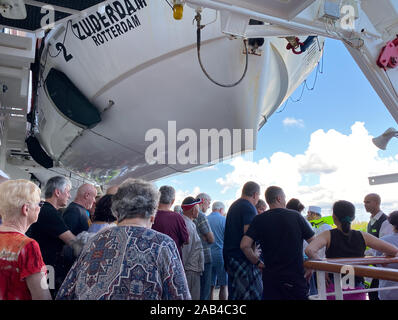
[304,256,398,282]
[317,256,398,265]
[304,256,398,300]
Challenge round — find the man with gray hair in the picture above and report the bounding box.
[152,185,189,259]
[255,199,267,215]
[207,201,228,300]
[27,176,76,297]
[174,205,183,215]
[195,192,215,300]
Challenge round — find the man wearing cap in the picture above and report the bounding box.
[305,205,331,296]
[307,206,332,236]
[181,197,204,300]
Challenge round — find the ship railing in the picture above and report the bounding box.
[304,257,398,300]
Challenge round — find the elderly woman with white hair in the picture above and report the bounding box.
[0,179,51,300]
[56,178,191,300]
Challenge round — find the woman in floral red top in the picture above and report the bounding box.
[0,179,51,300]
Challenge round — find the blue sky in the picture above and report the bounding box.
[156,38,398,222]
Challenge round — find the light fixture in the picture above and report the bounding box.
[372,127,398,150]
[172,0,185,20]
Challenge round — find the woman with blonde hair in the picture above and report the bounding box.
[0,179,51,300]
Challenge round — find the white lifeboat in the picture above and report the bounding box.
[33,2,323,184]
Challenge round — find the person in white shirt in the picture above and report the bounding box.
[364,193,393,300]
[376,211,398,300]
[365,193,393,239]
[181,197,204,300]
[307,206,333,238]
[305,205,332,296]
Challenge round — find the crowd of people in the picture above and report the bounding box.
[1,176,398,300]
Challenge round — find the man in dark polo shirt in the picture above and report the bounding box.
[27,176,76,297]
[241,186,315,300]
[152,185,189,259]
[223,181,262,300]
[63,183,97,235]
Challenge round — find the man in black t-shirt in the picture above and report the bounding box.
[63,183,97,235]
[241,186,315,300]
[223,181,263,300]
[27,176,76,297]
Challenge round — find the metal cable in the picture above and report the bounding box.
[195,12,249,88]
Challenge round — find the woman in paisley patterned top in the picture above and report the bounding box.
[56,178,191,300]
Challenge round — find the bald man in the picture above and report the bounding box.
[364,193,393,239]
[63,183,97,235]
[364,193,393,300]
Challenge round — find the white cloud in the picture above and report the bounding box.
[283,117,305,128]
[174,186,201,206]
[216,122,398,222]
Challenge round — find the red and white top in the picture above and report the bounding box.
[0,232,46,300]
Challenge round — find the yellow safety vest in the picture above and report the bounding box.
[309,216,335,229]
